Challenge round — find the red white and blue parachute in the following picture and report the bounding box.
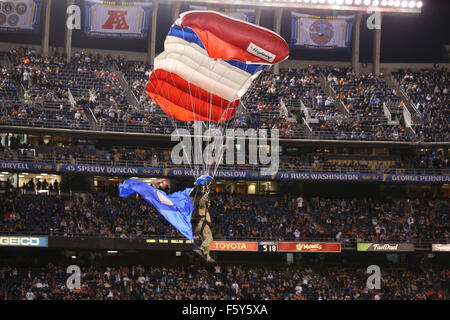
[145,10,289,123]
[130,12,289,240]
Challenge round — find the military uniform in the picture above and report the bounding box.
[191,187,214,262]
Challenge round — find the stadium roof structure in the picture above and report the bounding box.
[35,0,426,80]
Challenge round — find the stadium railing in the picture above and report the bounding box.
[1,118,438,142]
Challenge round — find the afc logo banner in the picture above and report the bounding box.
[66,2,151,37]
[101,10,130,30]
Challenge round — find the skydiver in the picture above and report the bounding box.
[189,175,214,263]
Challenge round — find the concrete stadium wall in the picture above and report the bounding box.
[1,42,449,74]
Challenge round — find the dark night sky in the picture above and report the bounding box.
[1,0,449,63]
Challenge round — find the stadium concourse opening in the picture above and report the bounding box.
[0,0,448,304]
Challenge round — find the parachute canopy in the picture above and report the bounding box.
[145,10,290,123]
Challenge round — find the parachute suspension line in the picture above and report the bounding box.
[206,58,224,177]
[207,59,257,178]
[148,66,195,173]
[211,65,263,177]
[211,101,244,178]
[206,57,227,176]
[185,71,200,175]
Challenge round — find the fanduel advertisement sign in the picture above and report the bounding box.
[357,243,415,252]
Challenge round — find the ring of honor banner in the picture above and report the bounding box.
[0,0,41,33]
[291,12,354,49]
[1,160,449,183]
[84,0,152,38]
[188,5,255,23]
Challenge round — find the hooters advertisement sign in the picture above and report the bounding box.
[277,242,341,253]
[84,0,151,38]
[209,241,259,252]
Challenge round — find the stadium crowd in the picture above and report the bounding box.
[393,68,449,142]
[0,263,447,300]
[1,135,448,174]
[309,197,449,243]
[0,189,448,244]
[1,48,447,141]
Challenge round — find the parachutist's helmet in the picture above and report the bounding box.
[194,175,213,189]
[189,175,213,197]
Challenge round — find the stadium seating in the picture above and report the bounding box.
[393,68,449,142]
[3,48,447,142]
[0,263,447,300]
[0,189,448,245]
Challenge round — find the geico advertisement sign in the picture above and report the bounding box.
[0,236,48,247]
[209,241,259,252]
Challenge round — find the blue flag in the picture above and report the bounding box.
[119,179,194,241]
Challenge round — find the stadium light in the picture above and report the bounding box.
[170,0,422,13]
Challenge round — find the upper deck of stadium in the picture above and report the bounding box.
[0,0,447,145]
